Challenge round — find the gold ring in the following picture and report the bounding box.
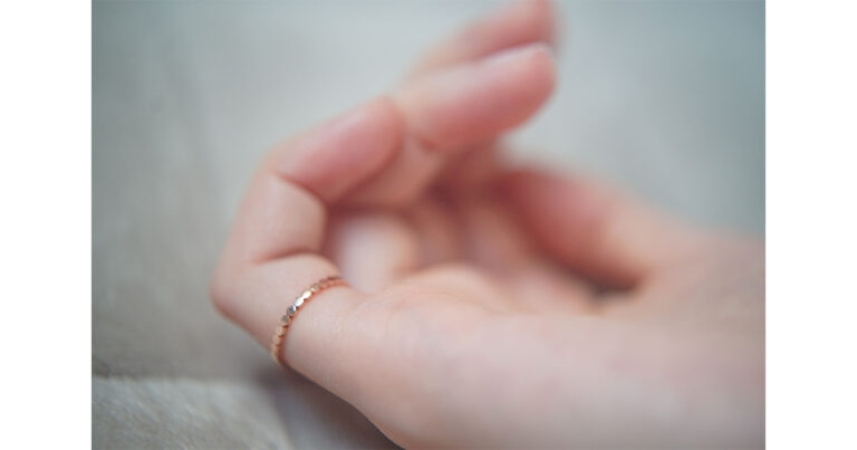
[270,275,347,367]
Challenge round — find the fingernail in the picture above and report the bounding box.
[481,42,553,67]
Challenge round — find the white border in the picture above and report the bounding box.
[768,0,857,448]
[0,0,91,447]
[2,0,857,447]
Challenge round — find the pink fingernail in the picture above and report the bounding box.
[481,42,553,67]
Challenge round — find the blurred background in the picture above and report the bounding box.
[93,1,764,448]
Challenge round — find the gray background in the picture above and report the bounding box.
[93,1,764,448]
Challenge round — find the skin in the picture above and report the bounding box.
[211,1,764,448]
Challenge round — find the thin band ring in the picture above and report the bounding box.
[270,275,347,367]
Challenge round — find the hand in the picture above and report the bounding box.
[211,1,764,448]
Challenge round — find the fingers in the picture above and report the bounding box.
[324,212,421,294]
[407,0,558,78]
[211,0,562,412]
[274,98,404,204]
[437,140,509,193]
[451,193,596,313]
[346,43,556,206]
[502,169,703,288]
[403,196,462,266]
[452,194,535,273]
[398,44,556,152]
[211,98,402,360]
[347,0,557,208]
[215,98,402,269]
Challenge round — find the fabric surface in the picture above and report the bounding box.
[92,1,764,448]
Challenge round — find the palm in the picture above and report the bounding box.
[318,167,762,448]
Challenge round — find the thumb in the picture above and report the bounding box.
[502,168,702,288]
